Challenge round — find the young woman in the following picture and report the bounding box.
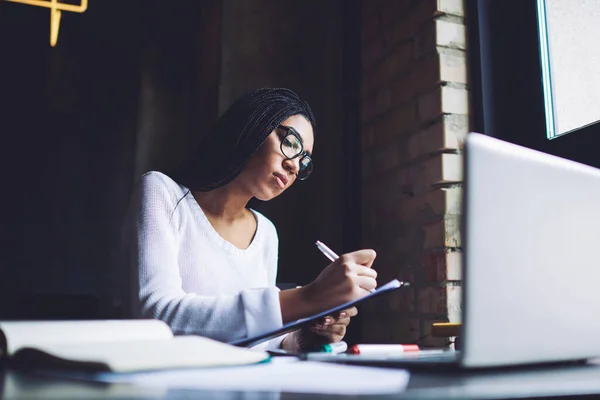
[125,88,377,351]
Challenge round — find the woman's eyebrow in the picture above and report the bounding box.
[280,125,304,142]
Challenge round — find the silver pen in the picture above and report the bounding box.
[315,240,339,262]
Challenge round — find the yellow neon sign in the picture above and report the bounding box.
[5,0,88,47]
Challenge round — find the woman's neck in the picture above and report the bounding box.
[192,185,251,222]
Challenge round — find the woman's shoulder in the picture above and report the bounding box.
[140,170,175,185]
[139,171,182,190]
[137,171,187,202]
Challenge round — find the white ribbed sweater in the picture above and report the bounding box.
[126,171,284,348]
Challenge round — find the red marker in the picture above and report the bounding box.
[349,344,420,355]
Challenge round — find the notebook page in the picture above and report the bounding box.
[28,336,269,372]
[0,320,173,356]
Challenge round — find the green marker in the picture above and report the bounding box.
[320,341,348,354]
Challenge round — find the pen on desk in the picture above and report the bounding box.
[315,240,376,293]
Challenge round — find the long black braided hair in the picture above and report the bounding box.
[170,87,316,192]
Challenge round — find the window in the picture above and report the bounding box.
[537,0,600,139]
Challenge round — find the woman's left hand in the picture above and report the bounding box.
[281,307,358,352]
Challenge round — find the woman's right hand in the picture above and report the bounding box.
[302,249,378,311]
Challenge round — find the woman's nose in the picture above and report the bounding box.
[283,157,299,175]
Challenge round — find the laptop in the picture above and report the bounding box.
[307,132,600,369]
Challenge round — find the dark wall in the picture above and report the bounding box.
[0,0,220,319]
[0,1,143,318]
[134,1,221,177]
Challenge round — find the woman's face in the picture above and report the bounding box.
[237,114,314,201]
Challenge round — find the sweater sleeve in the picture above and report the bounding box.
[132,172,283,343]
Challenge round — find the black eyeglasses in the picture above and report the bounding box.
[278,125,313,180]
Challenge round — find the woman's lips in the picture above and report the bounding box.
[273,172,288,188]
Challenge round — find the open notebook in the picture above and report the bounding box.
[0,319,269,372]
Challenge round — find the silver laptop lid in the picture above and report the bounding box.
[461,133,600,368]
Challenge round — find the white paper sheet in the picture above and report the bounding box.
[91,358,410,395]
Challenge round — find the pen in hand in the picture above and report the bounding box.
[315,240,339,262]
[315,240,376,293]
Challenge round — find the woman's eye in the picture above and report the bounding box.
[283,138,294,148]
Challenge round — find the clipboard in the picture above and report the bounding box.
[230,279,407,348]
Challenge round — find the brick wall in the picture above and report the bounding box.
[360,0,468,346]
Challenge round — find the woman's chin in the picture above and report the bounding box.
[255,187,284,201]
